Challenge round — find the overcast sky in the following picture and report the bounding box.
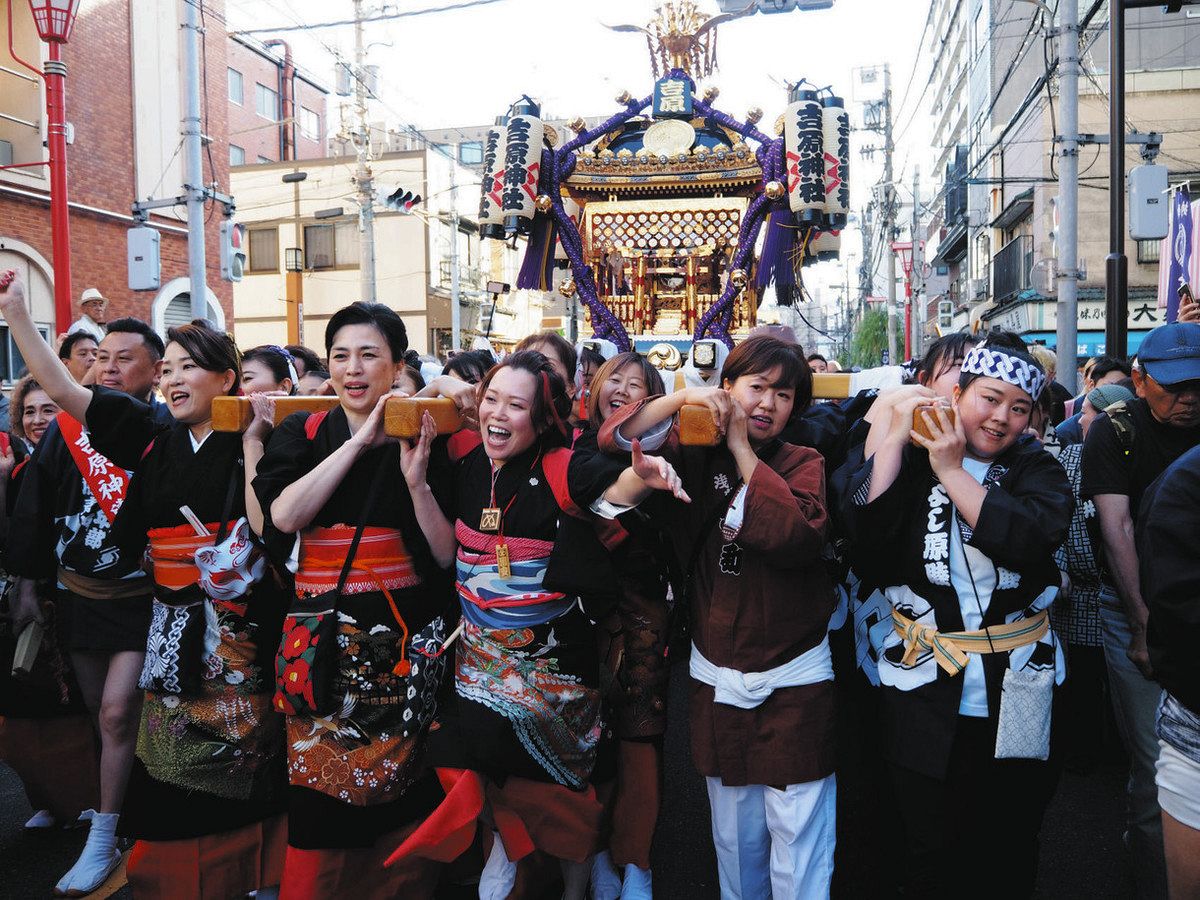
[225,0,932,300]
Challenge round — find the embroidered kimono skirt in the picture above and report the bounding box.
[84,388,287,844]
[254,407,453,849]
[430,439,625,790]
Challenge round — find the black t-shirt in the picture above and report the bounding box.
[1081,397,1200,520]
[1138,446,1200,715]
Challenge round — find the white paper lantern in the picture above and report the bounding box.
[784,87,824,224]
[478,120,508,237]
[501,112,545,225]
[822,96,850,228]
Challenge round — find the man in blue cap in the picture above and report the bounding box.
[1082,321,1200,897]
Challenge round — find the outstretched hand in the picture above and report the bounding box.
[631,438,691,503]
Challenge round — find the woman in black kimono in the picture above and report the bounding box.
[580,350,670,900]
[390,349,687,900]
[842,336,1072,898]
[0,287,287,899]
[253,301,463,899]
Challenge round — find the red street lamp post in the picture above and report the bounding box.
[28,0,82,333]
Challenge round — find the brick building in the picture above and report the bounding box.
[226,33,328,166]
[0,0,233,381]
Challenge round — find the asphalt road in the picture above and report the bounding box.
[1,655,1136,899]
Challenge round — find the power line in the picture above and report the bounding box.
[232,0,514,35]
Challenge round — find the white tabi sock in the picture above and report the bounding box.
[591,850,622,900]
[24,809,55,829]
[620,863,653,900]
[479,830,517,900]
[55,812,122,896]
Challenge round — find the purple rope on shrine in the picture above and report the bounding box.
[692,98,775,148]
[516,148,560,291]
[547,96,651,353]
[549,195,630,350]
[695,190,771,347]
[558,96,653,158]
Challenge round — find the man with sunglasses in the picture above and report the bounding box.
[1082,321,1200,898]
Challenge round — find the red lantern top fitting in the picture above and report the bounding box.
[28,0,82,43]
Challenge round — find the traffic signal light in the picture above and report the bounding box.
[385,187,422,213]
[219,220,246,282]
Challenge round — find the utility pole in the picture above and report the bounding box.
[883,64,898,363]
[911,165,924,358]
[1056,0,1080,392]
[450,162,461,350]
[182,0,208,319]
[352,0,377,304]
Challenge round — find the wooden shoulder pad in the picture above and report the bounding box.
[678,404,722,447]
[811,372,852,400]
[212,396,339,432]
[383,397,464,438]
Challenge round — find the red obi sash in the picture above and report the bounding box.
[296,525,420,597]
[146,522,247,615]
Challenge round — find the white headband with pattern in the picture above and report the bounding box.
[961,344,1047,401]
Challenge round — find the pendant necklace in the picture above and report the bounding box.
[481,451,542,580]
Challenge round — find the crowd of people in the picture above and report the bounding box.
[0,267,1199,900]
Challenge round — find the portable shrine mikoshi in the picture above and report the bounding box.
[477,0,850,359]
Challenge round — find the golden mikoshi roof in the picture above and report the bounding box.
[566,119,762,197]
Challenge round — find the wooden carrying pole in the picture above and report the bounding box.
[211,374,854,446]
[211,396,464,438]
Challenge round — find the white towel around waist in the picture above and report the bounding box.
[690,636,834,709]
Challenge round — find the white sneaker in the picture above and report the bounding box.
[479,831,517,900]
[55,812,122,896]
[620,864,653,900]
[24,809,55,829]
[591,851,622,900]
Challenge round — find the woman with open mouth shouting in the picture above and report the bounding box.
[0,272,287,900]
[388,348,688,900]
[595,334,836,900]
[253,301,471,898]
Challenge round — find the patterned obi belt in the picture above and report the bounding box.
[455,521,573,630]
[296,525,421,597]
[147,522,253,614]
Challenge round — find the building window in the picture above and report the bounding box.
[230,144,246,166]
[458,141,484,166]
[1137,240,1161,264]
[248,227,279,272]
[257,155,273,164]
[0,325,52,383]
[228,68,244,105]
[299,107,321,141]
[304,222,359,270]
[255,83,279,120]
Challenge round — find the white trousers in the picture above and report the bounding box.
[705,775,836,900]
